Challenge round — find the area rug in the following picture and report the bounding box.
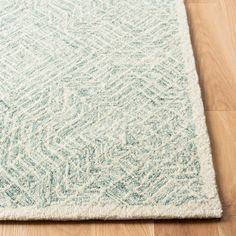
[0,0,222,220]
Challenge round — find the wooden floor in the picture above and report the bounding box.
[1,0,236,235]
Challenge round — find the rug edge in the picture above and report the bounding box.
[176,0,222,216]
[0,202,222,220]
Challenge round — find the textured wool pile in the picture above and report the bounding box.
[0,0,222,220]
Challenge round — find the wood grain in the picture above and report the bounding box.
[207,112,236,216]
[185,0,236,110]
[1,0,236,235]
[154,216,236,236]
[91,222,154,236]
[0,222,154,236]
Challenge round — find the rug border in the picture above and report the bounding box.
[0,0,222,220]
[176,0,222,217]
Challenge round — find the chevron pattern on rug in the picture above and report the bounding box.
[0,0,222,219]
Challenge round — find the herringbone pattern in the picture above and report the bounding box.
[0,0,221,220]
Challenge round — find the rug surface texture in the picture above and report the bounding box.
[0,0,222,220]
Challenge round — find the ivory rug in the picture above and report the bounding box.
[0,0,222,220]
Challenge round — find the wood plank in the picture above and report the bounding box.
[92,222,154,236]
[206,112,236,216]
[185,0,216,3]
[0,223,92,236]
[154,216,236,236]
[0,221,154,236]
[186,0,236,110]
